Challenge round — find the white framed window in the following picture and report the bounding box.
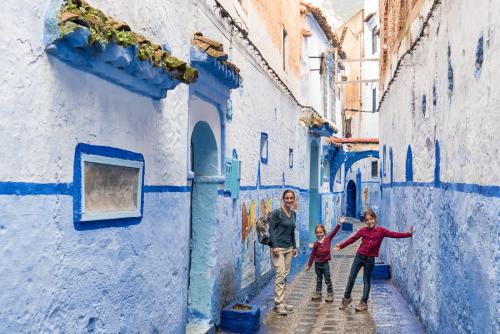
[81,155,143,221]
[75,147,144,222]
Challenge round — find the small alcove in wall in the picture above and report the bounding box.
[260,133,269,164]
[72,143,145,230]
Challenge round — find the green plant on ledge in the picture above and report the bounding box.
[58,0,197,84]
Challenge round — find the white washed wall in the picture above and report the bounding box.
[0,0,312,333]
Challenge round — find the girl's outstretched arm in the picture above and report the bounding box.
[382,226,413,238]
[325,216,345,242]
[325,223,341,241]
[335,229,364,250]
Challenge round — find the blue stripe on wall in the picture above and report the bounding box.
[0,182,72,195]
[2,180,499,198]
[0,182,308,196]
[381,181,500,198]
[143,185,191,193]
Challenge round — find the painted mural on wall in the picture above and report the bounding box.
[241,202,248,242]
[259,199,272,275]
[241,201,256,289]
[240,196,279,289]
[320,193,343,233]
[362,188,369,208]
[322,199,332,231]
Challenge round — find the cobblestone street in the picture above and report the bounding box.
[247,227,425,334]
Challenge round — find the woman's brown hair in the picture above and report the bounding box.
[282,189,296,200]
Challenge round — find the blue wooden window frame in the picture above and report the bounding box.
[73,143,145,223]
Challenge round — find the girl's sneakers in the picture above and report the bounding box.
[355,301,368,311]
[339,297,353,309]
[311,292,322,301]
[325,292,334,303]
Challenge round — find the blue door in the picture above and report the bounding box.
[346,180,356,218]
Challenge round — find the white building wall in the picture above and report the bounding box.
[0,0,315,332]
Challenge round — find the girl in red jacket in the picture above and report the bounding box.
[306,217,345,302]
[333,209,413,311]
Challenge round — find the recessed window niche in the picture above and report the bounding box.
[260,133,269,164]
[74,144,144,222]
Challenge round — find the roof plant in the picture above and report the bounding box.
[58,0,197,83]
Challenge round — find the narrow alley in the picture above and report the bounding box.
[221,224,424,334]
[0,0,499,333]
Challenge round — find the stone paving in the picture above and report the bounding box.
[234,225,425,334]
[261,247,377,334]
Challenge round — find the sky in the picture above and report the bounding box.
[309,0,364,29]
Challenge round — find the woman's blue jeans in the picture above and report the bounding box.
[344,253,375,302]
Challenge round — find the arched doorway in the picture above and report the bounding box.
[308,140,320,242]
[346,180,357,218]
[187,121,218,327]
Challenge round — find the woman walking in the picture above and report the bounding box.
[270,189,298,315]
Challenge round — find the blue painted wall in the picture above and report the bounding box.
[377,1,500,332]
[308,141,320,243]
[379,184,499,334]
[0,190,191,334]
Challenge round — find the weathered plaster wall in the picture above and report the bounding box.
[378,0,500,332]
[0,0,314,333]
[251,0,302,78]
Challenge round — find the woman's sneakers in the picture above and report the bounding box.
[339,297,352,309]
[311,292,322,301]
[274,304,288,315]
[274,302,294,315]
[325,292,334,303]
[355,301,368,311]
